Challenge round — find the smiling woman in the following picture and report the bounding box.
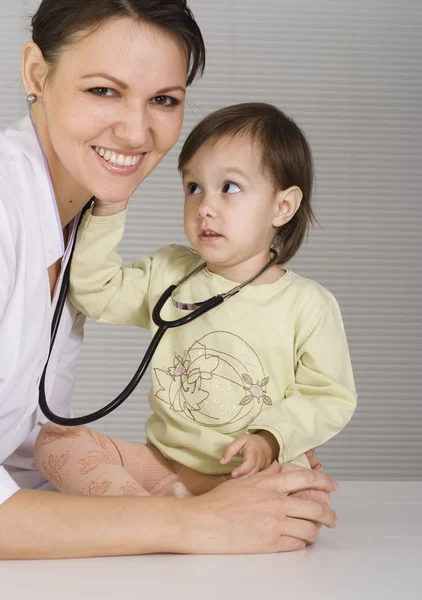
[24,17,189,211]
[0,0,339,560]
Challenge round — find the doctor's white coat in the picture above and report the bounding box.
[0,116,85,504]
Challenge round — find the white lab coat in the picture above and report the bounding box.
[0,116,85,504]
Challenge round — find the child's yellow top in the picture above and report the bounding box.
[70,208,357,473]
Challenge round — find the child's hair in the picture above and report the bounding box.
[178,102,315,264]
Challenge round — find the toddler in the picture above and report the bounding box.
[35,103,357,501]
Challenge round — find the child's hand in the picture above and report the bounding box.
[220,432,279,478]
[92,198,129,216]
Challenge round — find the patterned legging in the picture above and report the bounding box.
[35,423,330,504]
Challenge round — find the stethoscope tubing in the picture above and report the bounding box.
[39,256,225,426]
[38,203,276,426]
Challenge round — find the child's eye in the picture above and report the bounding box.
[188,182,202,195]
[222,182,241,194]
[88,87,117,97]
[150,95,179,107]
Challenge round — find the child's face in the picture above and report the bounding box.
[183,136,279,279]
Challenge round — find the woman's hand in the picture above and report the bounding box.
[174,462,338,554]
[306,448,323,471]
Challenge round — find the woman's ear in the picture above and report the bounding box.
[272,186,303,228]
[22,42,49,98]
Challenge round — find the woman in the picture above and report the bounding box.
[0,0,338,559]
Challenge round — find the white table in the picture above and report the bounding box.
[2,482,421,600]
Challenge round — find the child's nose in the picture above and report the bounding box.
[197,195,217,219]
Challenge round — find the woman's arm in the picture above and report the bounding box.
[0,465,338,558]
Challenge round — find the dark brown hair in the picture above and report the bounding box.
[31,0,205,86]
[178,102,315,264]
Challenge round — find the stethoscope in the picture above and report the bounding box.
[38,211,278,426]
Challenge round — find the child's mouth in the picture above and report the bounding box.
[199,229,223,242]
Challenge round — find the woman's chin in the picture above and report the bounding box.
[88,184,138,205]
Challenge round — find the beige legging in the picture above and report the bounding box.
[34,423,330,504]
[35,424,231,496]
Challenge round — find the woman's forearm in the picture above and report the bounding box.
[0,467,338,559]
[0,489,183,559]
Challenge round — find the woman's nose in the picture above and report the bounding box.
[114,106,151,148]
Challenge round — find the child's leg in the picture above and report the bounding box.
[173,463,231,496]
[281,462,331,506]
[35,423,180,497]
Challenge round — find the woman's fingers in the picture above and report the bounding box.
[260,461,282,475]
[183,469,336,554]
[305,448,317,467]
[283,495,337,529]
[305,448,323,471]
[276,536,307,552]
[278,517,321,546]
[272,468,339,495]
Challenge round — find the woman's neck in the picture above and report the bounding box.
[55,191,91,231]
[31,110,92,229]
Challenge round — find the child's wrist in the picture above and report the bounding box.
[255,431,280,463]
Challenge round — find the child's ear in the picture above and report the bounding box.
[272,186,303,227]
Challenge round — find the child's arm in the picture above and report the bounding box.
[246,295,357,466]
[69,207,153,329]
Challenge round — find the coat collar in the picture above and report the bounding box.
[4,115,65,267]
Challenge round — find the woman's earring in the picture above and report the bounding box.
[27,94,38,105]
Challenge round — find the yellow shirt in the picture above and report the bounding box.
[70,209,357,473]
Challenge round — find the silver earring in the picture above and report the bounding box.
[27,94,38,105]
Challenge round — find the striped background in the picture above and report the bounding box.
[2,0,421,479]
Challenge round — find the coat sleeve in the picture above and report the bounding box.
[69,208,154,329]
[0,197,21,503]
[247,295,357,466]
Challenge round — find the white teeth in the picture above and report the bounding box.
[94,146,143,168]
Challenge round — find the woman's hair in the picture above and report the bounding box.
[178,102,315,264]
[31,0,205,86]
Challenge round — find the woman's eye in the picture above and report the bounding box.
[88,87,116,97]
[188,183,202,195]
[151,95,179,107]
[222,182,241,194]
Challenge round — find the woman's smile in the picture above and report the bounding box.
[93,145,147,175]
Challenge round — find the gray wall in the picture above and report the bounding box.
[2,0,421,480]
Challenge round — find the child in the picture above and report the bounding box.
[35,103,357,501]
